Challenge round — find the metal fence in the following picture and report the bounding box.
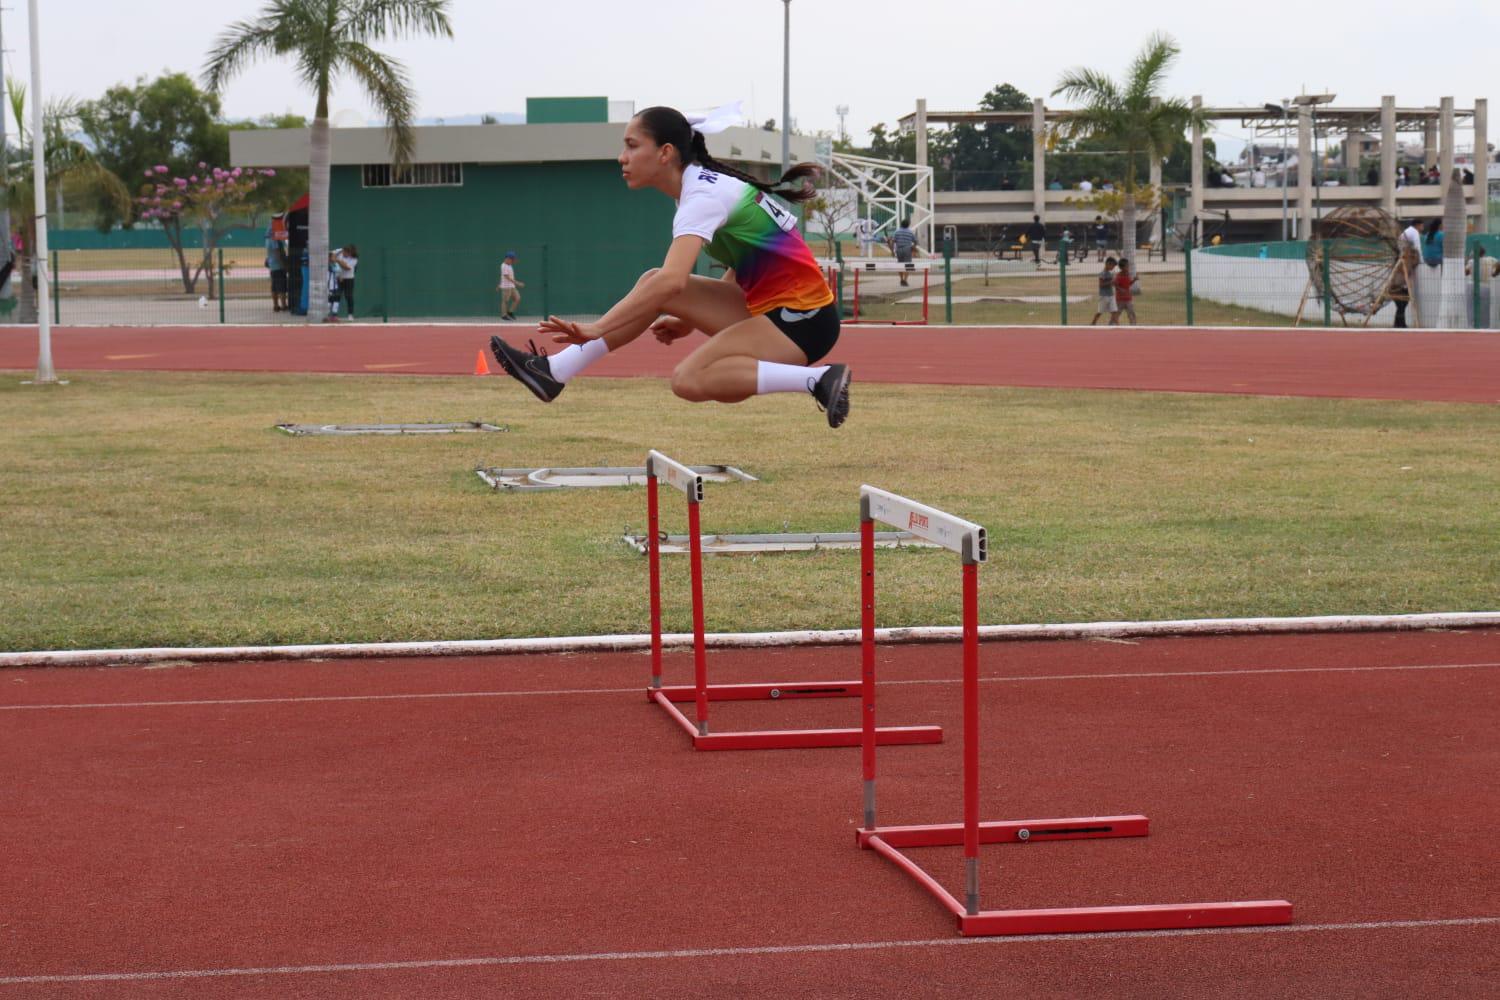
[24,236,1500,330]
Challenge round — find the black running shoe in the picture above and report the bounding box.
[810,364,851,429]
[490,335,565,403]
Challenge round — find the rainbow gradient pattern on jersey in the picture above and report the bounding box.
[702,186,834,316]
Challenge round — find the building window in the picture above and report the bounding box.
[361,163,463,187]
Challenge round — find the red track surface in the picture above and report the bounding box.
[4,629,1498,996]
[3,323,1499,402]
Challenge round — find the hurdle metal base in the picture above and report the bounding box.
[858,819,1293,937]
[650,688,942,751]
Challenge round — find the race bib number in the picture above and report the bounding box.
[754,192,798,233]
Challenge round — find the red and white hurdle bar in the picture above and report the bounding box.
[644,450,942,751]
[854,484,1293,935]
[820,259,931,326]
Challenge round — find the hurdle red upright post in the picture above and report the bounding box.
[648,475,662,690]
[854,484,1292,936]
[860,515,877,827]
[645,450,943,752]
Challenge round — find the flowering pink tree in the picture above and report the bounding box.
[136,163,277,296]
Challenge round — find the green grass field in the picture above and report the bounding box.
[2,371,1497,652]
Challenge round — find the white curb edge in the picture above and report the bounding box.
[3,612,1497,669]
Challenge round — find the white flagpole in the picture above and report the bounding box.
[28,0,56,383]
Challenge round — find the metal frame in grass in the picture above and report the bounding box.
[644,449,943,752]
[854,485,1294,936]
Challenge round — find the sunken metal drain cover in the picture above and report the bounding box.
[278,421,508,436]
[477,464,757,491]
[622,530,937,555]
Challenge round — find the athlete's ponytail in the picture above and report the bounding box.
[634,105,822,204]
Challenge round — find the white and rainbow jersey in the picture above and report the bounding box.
[671,163,834,316]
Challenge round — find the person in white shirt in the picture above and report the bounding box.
[1401,220,1423,257]
[334,244,358,319]
[854,217,878,257]
[1078,179,1093,193]
[497,251,523,320]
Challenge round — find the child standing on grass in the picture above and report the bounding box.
[1091,256,1118,325]
[1112,258,1138,325]
[498,251,524,320]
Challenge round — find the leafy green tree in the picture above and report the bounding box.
[5,79,131,322]
[1051,33,1207,251]
[203,0,454,321]
[78,72,230,230]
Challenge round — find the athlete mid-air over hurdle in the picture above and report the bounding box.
[489,102,853,428]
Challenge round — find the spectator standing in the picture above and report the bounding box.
[854,217,878,257]
[1024,213,1046,269]
[1090,256,1118,325]
[1091,215,1110,261]
[1422,218,1444,268]
[323,252,342,322]
[1389,239,1417,328]
[265,224,288,312]
[335,244,358,319]
[1112,257,1138,325]
[1402,219,1423,258]
[498,250,524,320]
[888,218,919,286]
[1078,178,1093,193]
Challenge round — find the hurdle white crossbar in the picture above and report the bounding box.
[855,485,1292,936]
[861,486,985,562]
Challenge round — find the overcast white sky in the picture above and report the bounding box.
[8,0,1495,159]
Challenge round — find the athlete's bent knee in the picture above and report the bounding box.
[670,366,709,402]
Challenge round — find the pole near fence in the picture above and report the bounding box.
[50,249,59,326]
[1321,240,1332,328]
[1475,244,1484,330]
[218,247,226,324]
[1057,237,1068,325]
[835,240,844,315]
[1184,238,1194,327]
[381,246,389,322]
[943,233,953,324]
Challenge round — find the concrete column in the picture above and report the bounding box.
[914,98,928,221]
[1298,104,1314,238]
[1423,113,1438,169]
[1189,96,1204,240]
[1345,127,1360,185]
[1032,98,1046,217]
[1474,98,1488,233]
[1380,96,1397,217]
[1439,97,1455,204]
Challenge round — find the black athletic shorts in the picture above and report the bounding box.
[270,270,288,293]
[766,302,841,364]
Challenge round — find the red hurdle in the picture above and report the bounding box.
[644,450,943,751]
[854,485,1293,936]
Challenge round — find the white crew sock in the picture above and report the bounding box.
[757,361,830,395]
[547,337,610,384]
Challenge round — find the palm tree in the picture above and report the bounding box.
[1051,33,1206,258]
[203,0,453,321]
[4,80,132,323]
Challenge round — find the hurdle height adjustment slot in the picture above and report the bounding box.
[853,483,1292,936]
[642,451,942,752]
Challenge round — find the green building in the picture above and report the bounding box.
[229,99,814,318]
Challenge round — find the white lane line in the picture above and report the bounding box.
[2,916,1497,986]
[3,661,1498,712]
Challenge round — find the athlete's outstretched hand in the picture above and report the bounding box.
[649,315,694,345]
[539,316,601,345]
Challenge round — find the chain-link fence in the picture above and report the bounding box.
[27,235,1500,330]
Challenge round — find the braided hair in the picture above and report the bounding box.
[633,105,821,204]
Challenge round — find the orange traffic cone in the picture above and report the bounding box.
[474,349,491,376]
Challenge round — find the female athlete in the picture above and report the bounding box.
[489,103,850,427]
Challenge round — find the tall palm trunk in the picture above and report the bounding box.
[307,114,330,322]
[1120,158,1138,261]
